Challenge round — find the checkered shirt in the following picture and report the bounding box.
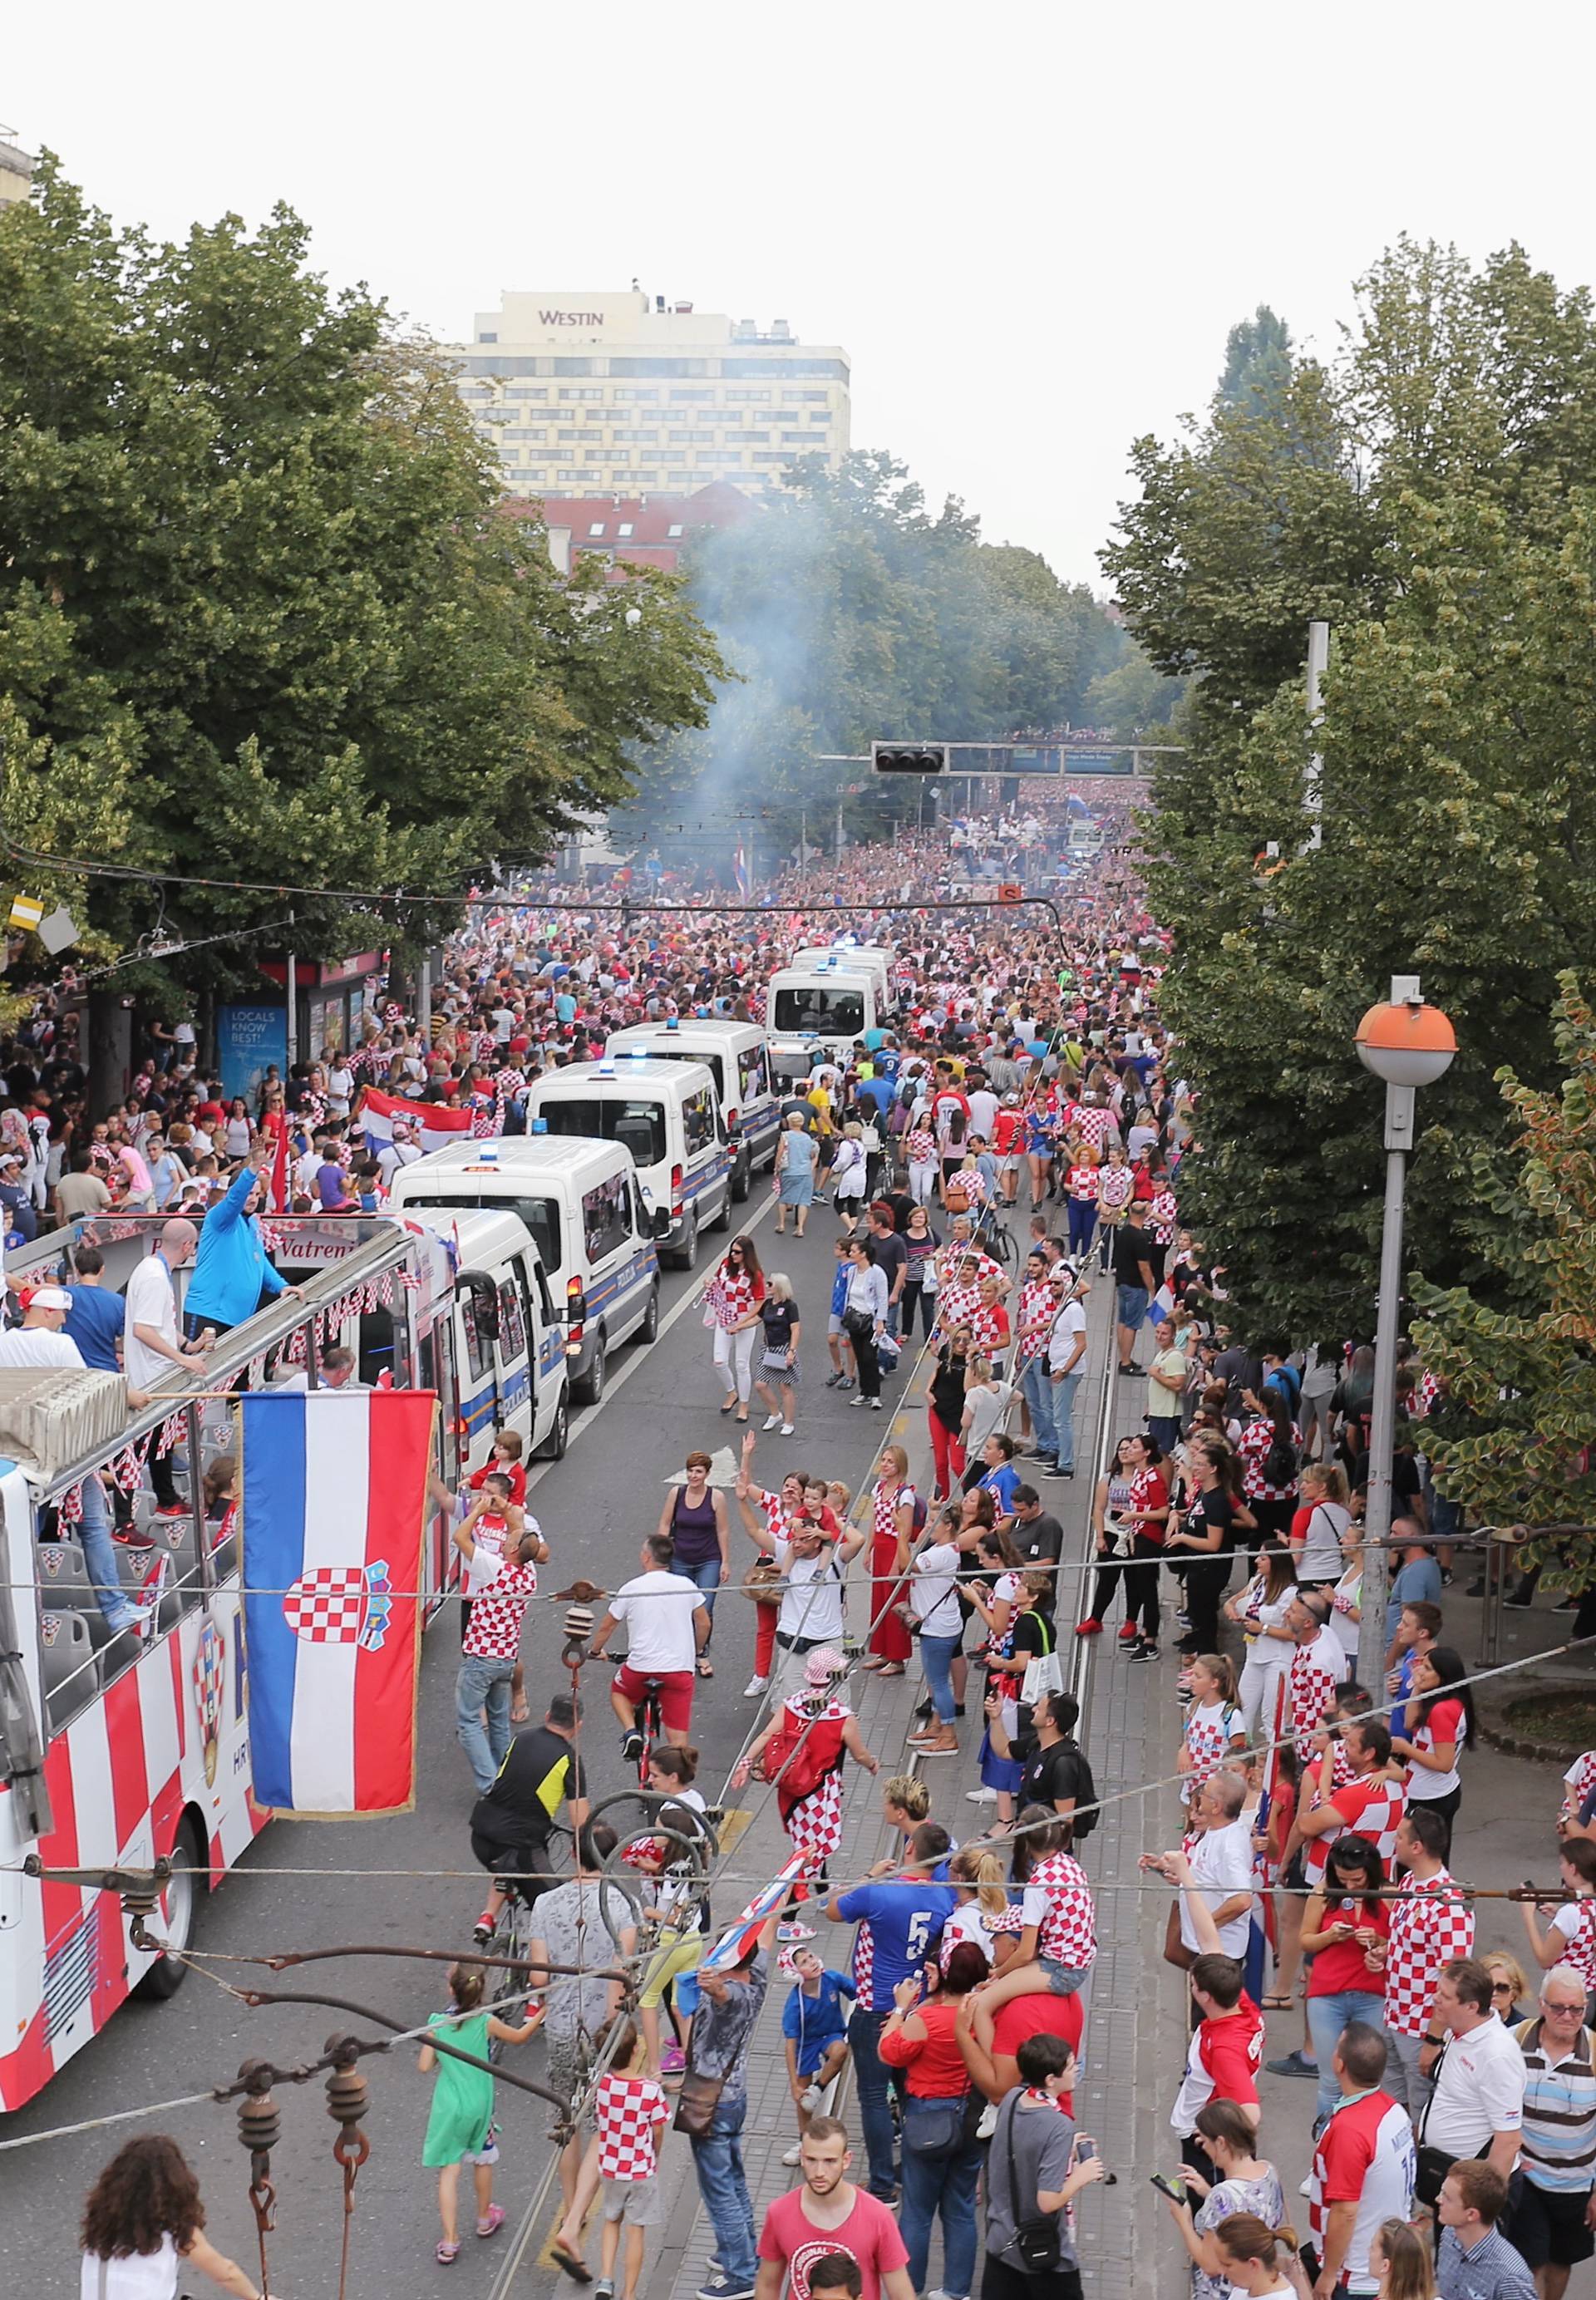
[1303,1775,1409,1888]
[461,1558,539,1660]
[1076,1106,1113,1150]
[1552,1899,1596,1989]
[850,1918,877,2008]
[1066,1162,1099,1202]
[1239,1416,1302,1502]
[1025,1850,1097,1969]
[1385,1869,1475,2037]
[969,1301,1009,1359]
[1183,1704,1241,1804]
[936,1280,983,1333]
[874,1479,914,1542]
[1561,1751,1596,1830]
[1289,1633,1344,1748]
[595,2071,668,2180]
[906,1125,937,1166]
[1150,1187,1179,1245]
[1017,1279,1054,1366]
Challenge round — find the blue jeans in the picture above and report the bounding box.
[689,2096,757,2287]
[919,1630,962,1725]
[78,1475,136,1633]
[456,1655,515,1793]
[1066,1199,1096,1256]
[1051,1367,1083,1474]
[847,2005,900,2197]
[899,2101,982,2296]
[1020,1357,1058,1459]
[677,1553,723,1625]
[1148,1415,1181,1455]
[1308,1987,1385,2125]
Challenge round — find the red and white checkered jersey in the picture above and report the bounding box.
[1076,1106,1114,1150]
[906,1125,937,1166]
[873,1478,914,1543]
[1182,1701,1242,1805]
[1017,1279,1053,1366]
[1561,1751,1596,1830]
[969,1301,1010,1358]
[1239,1416,1302,1502]
[1066,1163,1099,1202]
[1549,1898,1596,1989]
[1021,1850,1097,1970]
[1289,1630,1346,1748]
[936,1281,982,1333]
[1150,1187,1179,1244]
[1385,1870,1475,2038]
[595,2071,669,2180]
[461,1556,539,1660]
[1303,1775,1409,1888]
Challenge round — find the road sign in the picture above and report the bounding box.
[998,883,1023,904]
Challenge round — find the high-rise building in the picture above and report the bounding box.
[451,288,850,500]
[0,135,35,211]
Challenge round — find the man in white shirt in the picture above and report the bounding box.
[1145,1770,1255,1956]
[587,1533,711,1759]
[377,1120,423,1187]
[1045,1272,1089,1479]
[0,1286,88,1370]
[124,1219,209,1515]
[1421,1958,1527,2190]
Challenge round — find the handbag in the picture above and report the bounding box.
[741,1555,786,1603]
[1002,2095,1062,2272]
[904,2096,969,2155]
[842,1306,874,1342]
[1021,1647,1065,1705]
[672,2065,726,2137]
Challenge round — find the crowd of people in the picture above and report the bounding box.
[35,805,1596,2300]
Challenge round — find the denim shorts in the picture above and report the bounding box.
[1116,1283,1149,1327]
[1037,1956,1090,1995]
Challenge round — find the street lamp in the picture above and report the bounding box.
[1353,974,1456,1684]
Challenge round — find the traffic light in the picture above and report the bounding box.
[872,742,948,774]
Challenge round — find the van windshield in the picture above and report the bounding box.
[402,1191,560,1273]
[539,1098,667,1170]
[632,1047,725,1096]
[774,986,865,1036]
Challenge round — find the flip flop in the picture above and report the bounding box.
[550,2243,593,2283]
[697,1657,714,1678]
[1261,1992,1293,2010]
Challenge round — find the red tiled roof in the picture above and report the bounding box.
[501,480,761,545]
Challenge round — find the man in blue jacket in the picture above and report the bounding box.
[184,1145,288,1338]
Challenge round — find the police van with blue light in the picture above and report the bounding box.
[602,1017,780,1202]
[520,1055,732,1273]
[387,1135,659,1406]
[766,943,896,1081]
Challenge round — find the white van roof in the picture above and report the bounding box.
[390,1136,635,1192]
[607,1019,763,1051]
[530,1057,715,1095]
[400,1203,539,1273]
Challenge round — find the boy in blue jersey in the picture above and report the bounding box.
[781,1948,855,2166]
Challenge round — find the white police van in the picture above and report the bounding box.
[427,1205,574,1458]
[522,1056,732,1272]
[387,1137,659,1406]
[603,1018,780,1202]
[767,953,889,1081]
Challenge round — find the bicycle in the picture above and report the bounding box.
[632,1674,666,1785]
[974,1201,1016,1268]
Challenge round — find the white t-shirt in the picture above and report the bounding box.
[773,1542,846,1646]
[609,1569,702,1675]
[123,1253,179,1390]
[0,1327,86,1370]
[1047,1300,1086,1374]
[911,1540,963,1638]
[964,1381,1014,1457]
[1180,1816,1254,1956]
[81,2236,180,2300]
[1423,2013,1525,2163]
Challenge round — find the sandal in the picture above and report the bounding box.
[476,2205,506,2238]
[1261,1992,1294,2010]
[697,1657,714,1678]
[550,2243,593,2284]
[874,1663,906,1677]
[437,2240,461,2265]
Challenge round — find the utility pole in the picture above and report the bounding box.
[1304,620,1329,850]
[835,794,843,866]
[285,950,298,1070]
[418,953,431,1043]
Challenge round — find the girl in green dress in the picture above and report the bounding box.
[418,1961,543,2263]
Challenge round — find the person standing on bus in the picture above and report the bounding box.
[183,1145,288,1339]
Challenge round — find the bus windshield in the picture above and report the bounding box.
[773,986,865,1036]
[539,1098,667,1170]
[400,1191,561,1273]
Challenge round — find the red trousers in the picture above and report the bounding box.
[928,1409,966,1498]
[755,1600,778,1679]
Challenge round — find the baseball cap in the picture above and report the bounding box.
[30,1285,72,1311]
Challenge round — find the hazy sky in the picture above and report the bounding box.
[8,5,1596,588]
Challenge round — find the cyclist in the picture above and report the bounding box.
[587,1534,712,1763]
[470,1691,589,1942]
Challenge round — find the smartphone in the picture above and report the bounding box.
[1076,2135,1098,2161]
[1149,2174,1187,2204]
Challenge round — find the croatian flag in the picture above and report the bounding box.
[1144,1283,1176,1328]
[242,1388,436,1815]
[358,1086,475,1158]
[732,845,751,899]
[702,1852,814,1974]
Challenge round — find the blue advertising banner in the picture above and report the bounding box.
[218,1002,288,1103]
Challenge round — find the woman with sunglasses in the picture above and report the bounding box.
[701,1234,766,1423]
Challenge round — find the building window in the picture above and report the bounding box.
[506,386,548,400]
[782,389,830,404]
[631,470,659,484]
[613,387,659,401]
[557,428,602,441]
[559,386,604,401]
[554,357,595,375]
[589,449,623,461]
[669,388,715,402]
[668,429,713,442]
[754,451,790,463]
[727,388,771,402]
[667,523,685,537]
[477,332,499,343]
[557,470,590,483]
[697,451,740,464]
[722,357,848,382]
[610,357,705,377]
[727,430,770,442]
[613,429,659,442]
[588,523,607,537]
[501,428,546,441]
[617,522,634,538]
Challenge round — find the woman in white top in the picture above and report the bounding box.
[842,1240,889,1409]
[80,2135,262,2300]
[906,1504,965,1758]
[1226,1542,1298,1739]
[829,1121,868,1236]
[959,1352,1014,1465]
[1289,1461,1352,1588]
[1326,1510,1364,1672]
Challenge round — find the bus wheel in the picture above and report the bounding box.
[136,1814,204,2000]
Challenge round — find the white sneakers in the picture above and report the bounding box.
[743,1674,770,1698]
[762,1412,782,1431]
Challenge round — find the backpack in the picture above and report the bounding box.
[1263,1434,1298,1488]
[1060,1738,1100,1842]
[758,1705,847,1810]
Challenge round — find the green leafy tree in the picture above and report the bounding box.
[0,160,725,1003]
[1216,304,1294,418]
[1102,239,1596,1342]
[1411,973,1596,1580]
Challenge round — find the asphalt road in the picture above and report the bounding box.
[0,1180,927,2296]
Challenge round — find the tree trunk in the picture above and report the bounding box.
[87,990,132,1118]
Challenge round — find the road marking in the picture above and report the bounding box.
[525,1189,780,1493]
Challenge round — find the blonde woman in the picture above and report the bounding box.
[940,1846,1026,1970]
[753,1273,802,1436]
[863,1442,917,1677]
